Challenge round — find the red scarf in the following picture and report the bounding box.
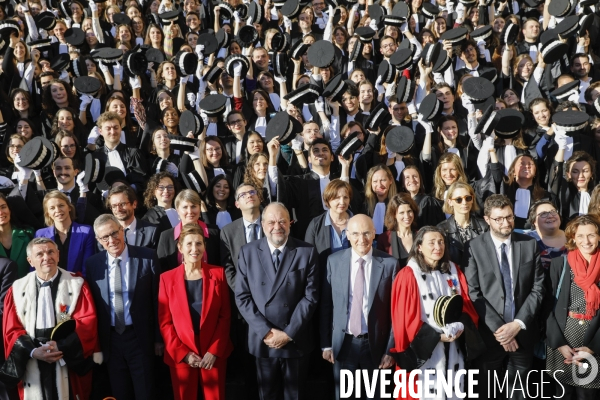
[567,249,600,318]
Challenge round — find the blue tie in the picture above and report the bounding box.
[272,249,281,272]
[500,244,514,322]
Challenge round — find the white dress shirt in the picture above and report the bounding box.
[108,246,133,326]
[36,270,59,330]
[243,217,261,243]
[346,248,372,336]
[106,147,127,175]
[124,218,137,244]
[314,171,330,210]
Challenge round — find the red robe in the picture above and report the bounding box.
[3,274,98,400]
[389,267,479,400]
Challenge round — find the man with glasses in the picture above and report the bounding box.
[106,185,159,249]
[464,194,545,400]
[235,202,319,400]
[86,214,161,400]
[320,214,399,399]
[379,36,397,61]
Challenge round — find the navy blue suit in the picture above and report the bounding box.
[85,245,160,400]
[35,222,96,276]
[235,236,319,400]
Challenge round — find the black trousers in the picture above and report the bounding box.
[108,327,155,400]
[477,345,533,400]
[554,381,600,400]
[255,354,309,400]
[334,335,380,400]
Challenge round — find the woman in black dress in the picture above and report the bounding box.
[376,193,418,268]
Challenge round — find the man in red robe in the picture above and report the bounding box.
[1,237,99,400]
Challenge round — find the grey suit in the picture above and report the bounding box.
[320,248,400,400]
[463,231,545,400]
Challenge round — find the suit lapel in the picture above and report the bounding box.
[484,233,503,285]
[258,239,275,284]
[136,225,146,247]
[511,235,521,295]
[99,255,111,316]
[367,255,384,313]
[200,268,215,331]
[268,240,298,301]
[67,224,81,273]
[175,267,196,350]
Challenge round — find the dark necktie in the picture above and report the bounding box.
[124,228,130,245]
[272,249,281,272]
[40,281,51,287]
[113,258,126,334]
[248,223,257,242]
[500,244,514,323]
[349,258,365,336]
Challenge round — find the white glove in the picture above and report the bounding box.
[129,76,141,89]
[98,61,109,73]
[64,17,72,28]
[79,94,93,111]
[20,3,28,12]
[369,19,378,31]
[270,7,279,20]
[385,83,395,99]
[456,3,465,20]
[483,135,495,148]
[187,92,196,104]
[274,75,286,84]
[33,170,42,178]
[328,5,334,16]
[165,162,179,177]
[58,70,69,82]
[446,0,455,13]
[188,146,200,160]
[233,61,243,77]
[233,10,241,23]
[461,93,475,114]
[568,91,580,103]
[283,16,292,29]
[14,155,32,183]
[375,76,385,95]
[442,322,464,339]
[113,62,122,76]
[555,133,568,150]
[187,75,194,83]
[315,96,325,112]
[400,22,408,33]
[76,171,89,193]
[89,1,97,11]
[417,117,433,134]
[179,77,187,85]
[195,44,205,59]
[407,103,417,116]
[291,136,303,150]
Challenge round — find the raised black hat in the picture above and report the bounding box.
[422,42,441,67]
[392,1,410,19]
[35,11,56,31]
[290,39,310,60]
[0,20,19,39]
[217,2,234,20]
[495,109,525,138]
[548,0,571,17]
[389,48,413,69]
[168,134,197,152]
[281,0,301,18]
[368,4,385,24]
[283,84,321,107]
[17,137,56,169]
[386,126,414,155]
[173,51,198,77]
[541,35,569,64]
[475,104,499,136]
[322,74,348,102]
[422,2,440,19]
[50,53,70,72]
[64,27,85,46]
[225,54,250,78]
[552,110,589,132]
[377,60,397,84]
[383,15,404,27]
[82,153,105,185]
[462,77,495,102]
[74,75,101,95]
[265,112,302,145]
[336,131,363,160]
[593,96,600,118]
[349,39,363,61]
[307,40,336,68]
[97,167,126,191]
[395,75,415,103]
[355,27,376,43]
[432,51,451,73]
[500,23,519,45]
[440,27,468,45]
[555,15,579,40]
[159,9,180,23]
[419,93,443,121]
[433,295,463,327]
[237,25,259,48]
[398,37,416,57]
[471,25,493,42]
[273,53,289,76]
[202,64,223,83]
[363,103,391,131]
[198,32,219,55]
[112,13,131,25]
[271,31,290,53]
[249,1,264,24]
[68,57,86,77]
[124,48,148,77]
[146,48,165,64]
[199,94,228,117]
[579,13,594,37]
[182,170,205,193]
[91,47,123,65]
[27,38,52,51]
[550,80,580,101]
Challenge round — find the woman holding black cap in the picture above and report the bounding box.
[2,33,33,94]
[247,89,275,137]
[147,127,181,175]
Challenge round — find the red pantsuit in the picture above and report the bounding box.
[158,263,233,400]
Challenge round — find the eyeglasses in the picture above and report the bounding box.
[489,215,515,224]
[237,189,257,200]
[97,228,121,243]
[451,195,473,204]
[157,185,174,192]
[8,145,22,150]
[536,209,558,219]
[61,144,76,150]
[110,201,130,210]
[227,119,244,126]
[349,231,374,239]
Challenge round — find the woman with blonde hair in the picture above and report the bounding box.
[363,164,397,235]
[431,152,469,204]
[35,191,95,275]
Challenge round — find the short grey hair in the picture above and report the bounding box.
[93,214,121,235]
[261,202,290,221]
[26,237,58,257]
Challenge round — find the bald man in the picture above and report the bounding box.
[320,214,400,400]
[235,202,319,400]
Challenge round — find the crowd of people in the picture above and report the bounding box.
[0,0,596,398]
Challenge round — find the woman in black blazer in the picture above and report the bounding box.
[437,182,488,266]
[304,179,353,274]
[545,215,600,398]
[142,172,181,235]
[376,193,418,268]
[201,174,241,230]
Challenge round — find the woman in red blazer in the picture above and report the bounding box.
[158,223,233,400]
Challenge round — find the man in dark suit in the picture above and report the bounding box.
[220,183,263,400]
[235,202,319,400]
[85,214,162,400]
[106,185,159,249]
[320,214,398,399]
[464,194,545,400]
[454,39,498,83]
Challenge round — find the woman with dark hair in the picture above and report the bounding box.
[54,130,84,165]
[525,98,553,157]
[437,182,488,265]
[390,226,481,384]
[14,118,39,140]
[202,175,241,230]
[41,80,78,137]
[526,200,567,270]
[549,151,596,228]
[161,107,181,136]
[377,193,418,267]
[147,128,181,177]
[0,192,34,278]
[9,89,41,132]
[400,165,445,227]
[142,172,181,233]
[248,89,275,137]
[545,215,600,398]
[256,71,281,111]
[51,108,88,146]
